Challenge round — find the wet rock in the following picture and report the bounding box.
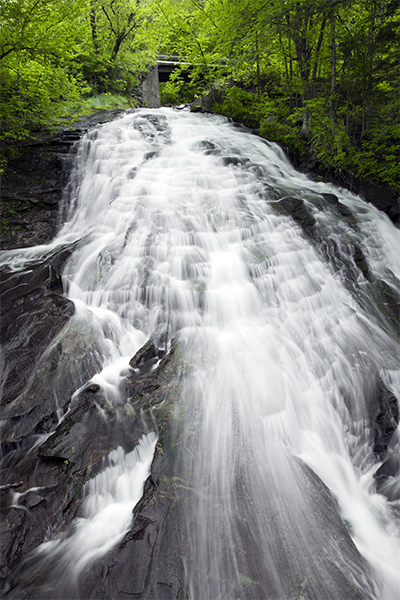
[126,342,181,412]
[222,156,250,167]
[72,109,125,130]
[197,140,220,155]
[82,383,101,394]
[321,192,340,206]
[296,158,399,225]
[0,134,73,251]
[271,196,316,236]
[132,113,171,141]
[190,84,225,113]
[1,384,156,594]
[82,342,185,599]
[352,244,371,281]
[373,384,399,457]
[320,193,357,222]
[129,338,158,375]
[0,331,100,446]
[371,279,400,336]
[292,463,375,600]
[82,447,183,600]
[376,453,400,483]
[23,492,45,509]
[1,342,184,599]
[1,110,125,252]
[0,455,70,594]
[0,508,27,590]
[36,389,148,467]
[144,150,160,161]
[356,179,399,225]
[375,451,400,503]
[0,256,75,409]
[1,388,147,594]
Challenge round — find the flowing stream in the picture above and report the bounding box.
[1,108,399,599]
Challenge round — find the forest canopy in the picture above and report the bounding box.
[0,0,157,141]
[156,0,399,188]
[1,0,398,189]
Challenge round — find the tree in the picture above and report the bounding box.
[0,0,90,139]
[85,0,156,91]
[0,0,158,152]
[156,0,399,188]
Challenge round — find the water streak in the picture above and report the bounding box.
[1,108,399,599]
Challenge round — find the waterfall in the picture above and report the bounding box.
[1,108,399,599]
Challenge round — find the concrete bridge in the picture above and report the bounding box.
[142,55,192,108]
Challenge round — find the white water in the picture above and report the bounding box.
[33,432,157,591]
[1,108,399,599]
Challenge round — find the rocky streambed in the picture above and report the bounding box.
[1,109,399,599]
[1,110,185,597]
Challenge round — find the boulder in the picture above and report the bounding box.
[271,195,316,236]
[0,253,75,409]
[82,446,184,600]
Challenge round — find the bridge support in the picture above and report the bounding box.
[142,66,161,108]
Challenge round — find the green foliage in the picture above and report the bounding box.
[258,92,307,159]
[160,80,181,106]
[160,64,216,105]
[157,0,399,190]
[0,0,89,142]
[0,0,158,156]
[81,0,157,94]
[1,0,397,192]
[214,87,259,128]
[260,119,307,159]
[0,58,87,135]
[293,98,353,168]
[354,123,400,189]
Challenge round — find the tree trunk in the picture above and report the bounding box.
[111,37,124,62]
[312,16,327,94]
[90,0,98,53]
[329,11,341,152]
[301,101,310,139]
[256,31,261,120]
[329,12,337,122]
[367,0,376,130]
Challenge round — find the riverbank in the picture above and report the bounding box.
[191,92,399,225]
[0,110,125,251]
[1,104,398,255]
[1,109,399,599]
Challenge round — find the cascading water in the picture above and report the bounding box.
[1,108,399,599]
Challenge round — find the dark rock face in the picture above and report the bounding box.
[0,111,184,599]
[373,383,399,457]
[1,112,398,600]
[297,157,399,226]
[267,190,400,343]
[351,177,399,225]
[37,391,140,466]
[271,195,316,236]
[371,279,400,335]
[82,445,183,600]
[79,343,185,600]
[0,131,75,250]
[129,338,158,374]
[0,250,77,593]
[1,110,126,251]
[372,382,400,502]
[0,340,184,599]
[0,252,75,408]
